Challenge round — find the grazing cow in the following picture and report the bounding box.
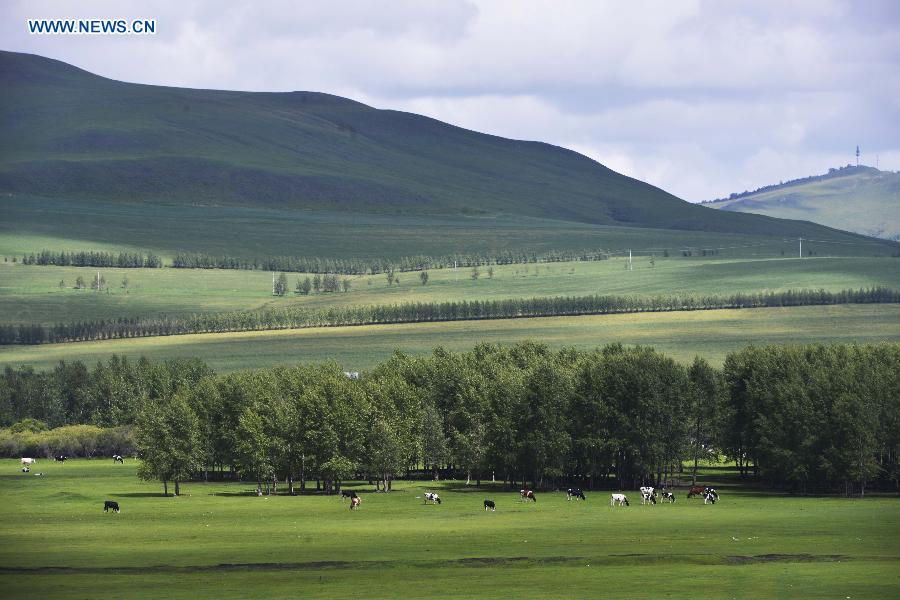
[21,467,29,473]
[520,489,537,502]
[103,500,120,513]
[340,490,358,500]
[687,485,706,499]
[113,455,124,464]
[484,499,496,511]
[639,486,657,505]
[424,492,442,505]
[54,455,67,462]
[566,488,586,501]
[610,493,630,507]
[661,492,676,503]
[21,458,34,466]
[34,472,43,477]
[350,496,361,510]
[704,487,720,504]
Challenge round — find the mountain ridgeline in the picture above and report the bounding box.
[704,165,900,241]
[0,50,885,245]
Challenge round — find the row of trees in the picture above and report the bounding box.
[3,342,898,496]
[171,249,613,274]
[0,356,213,428]
[2,286,897,345]
[0,422,134,460]
[20,250,162,268]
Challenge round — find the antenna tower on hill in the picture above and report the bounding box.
[856,145,860,166]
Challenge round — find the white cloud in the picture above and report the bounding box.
[2,0,899,200]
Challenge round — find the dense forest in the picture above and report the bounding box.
[2,287,897,345]
[2,342,897,497]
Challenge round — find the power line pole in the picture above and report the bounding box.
[799,237,802,258]
[856,145,860,166]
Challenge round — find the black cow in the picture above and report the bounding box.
[484,499,496,511]
[566,488,586,501]
[54,455,67,462]
[103,500,120,513]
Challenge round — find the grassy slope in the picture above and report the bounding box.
[2,256,899,326]
[2,304,897,373]
[707,166,900,241]
[0,50,891,247]
[0,460,897,599]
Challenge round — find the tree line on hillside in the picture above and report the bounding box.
[171,249,612,274]
[1,286,897,345]
[1,342,897,496]
[20,250,162,268]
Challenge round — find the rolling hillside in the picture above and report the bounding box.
[0,50,890,249]
[705,165,900,241]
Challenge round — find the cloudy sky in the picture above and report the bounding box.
[3,0,899,201]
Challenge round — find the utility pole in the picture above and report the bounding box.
[856,145,860,167]
[627,249,633,271]
[799,237,802,258]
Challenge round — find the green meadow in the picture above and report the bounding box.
[0,459,897,599]
[2,255,899,326]
[2,304,897,373]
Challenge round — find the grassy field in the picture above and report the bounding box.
[2,255,899,326]
[1,304,897,373]
[0,459,897,599]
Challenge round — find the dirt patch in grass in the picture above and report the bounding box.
[726,554,847,565]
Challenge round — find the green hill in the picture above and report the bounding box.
[704,165,900,241]
[0,51,885,236]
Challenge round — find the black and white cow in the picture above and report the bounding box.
[21,466,29,473]
[566,488,586,501]
[484,499,496,511]
[520,489,537,502]
[610,493,629,507]
[103,500,120,513]
[424,492,442,505]
[54,455,67,462]
[703,488,719,504]
[660,491,676,503]
[640,486,657,505]
[113,455,124,464]
[340,490,358,500]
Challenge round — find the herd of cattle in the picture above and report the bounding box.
[17,457,721,514]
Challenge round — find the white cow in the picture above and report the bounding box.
[610,493,630,507]
[21,458,35,466]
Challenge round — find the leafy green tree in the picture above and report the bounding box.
[58,279,65,290]
[487,266,494,279]
[312,274,321,292]
[273,273,288,296]
[421,402,448,480]
[74,276,85,290]
[342,278,351,293]
[471,266,480,280]
[135,393,204,496]
[234,406,275,495]
[297,277,312,295]
[687,357,724,484]
[419,271,429,285]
